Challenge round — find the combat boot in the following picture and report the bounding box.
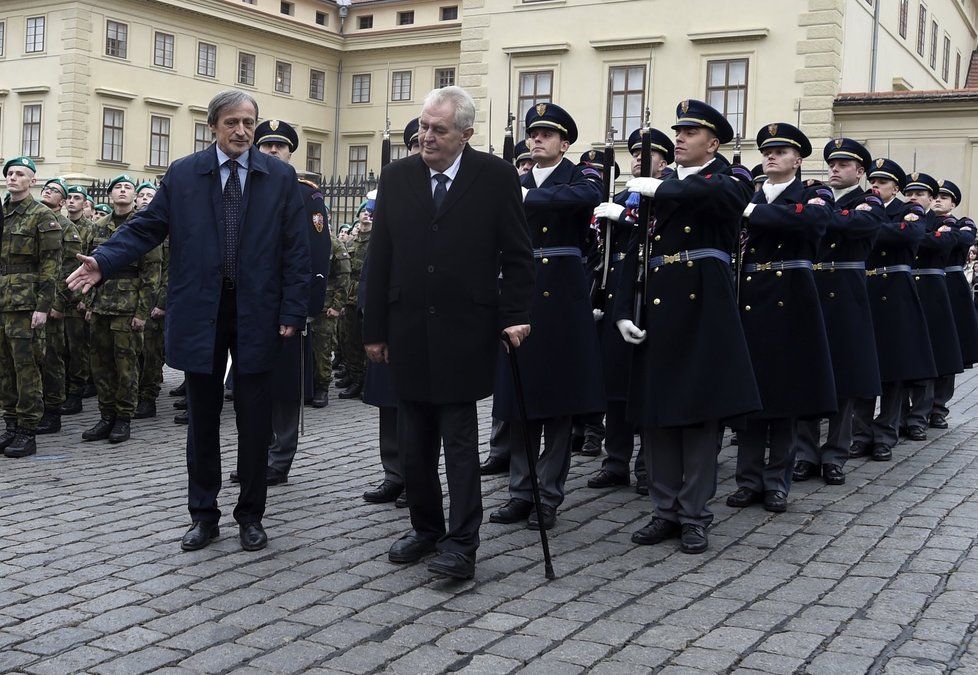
[59,395,83,415]
[82,416,115,441]
[36,410,62,435]
[109,418,131,444]
[5,430,37,458]
[0,418,17,450]
[133,400,157,419]
[169,380,186,397]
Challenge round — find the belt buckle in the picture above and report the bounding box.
[756,262,772,272]
[813,263,824,271]
[866,268,878,276]
[662,252,681,265]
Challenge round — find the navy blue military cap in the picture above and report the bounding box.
[255,119,298,153]
[525,102,578,144]
[904,171,940,196]
[579,149,621,179]
[403,118,420,149]
[823,137,872,170]
[750,164,766,185]
[756,122,812,158]
[626,127,675,165]
[672,99,733,144]
[867,158,907,188]
[938,179,962,204]
[515,140,532,164]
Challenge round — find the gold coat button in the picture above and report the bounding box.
[881,251,887,256]
[653,298,661,305]
[745,305,752,311]
[607,293,613,299]
[881,296,887,301]
[915,275,920,281]
[654,235,661,241]
[828,292,835,298]
[750,248,756,254]
[830,242,836,248]
[746,275,752,282]
[776,271,782,278]
[609,266,615,272]
[542,227,548,233]
[689,293,696,300]
[882,273,888,279]
[684,226,691,233]
[777,243,782,249]
[654,267,659,273]
[777,301,784,307]
[687,261,694,268]
[542,258,549,264]
[543,291,550,297]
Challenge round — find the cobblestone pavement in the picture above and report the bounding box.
[3,365,978,674]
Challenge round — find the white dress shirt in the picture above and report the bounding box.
[429,150,464,195]
[216,146,249,191]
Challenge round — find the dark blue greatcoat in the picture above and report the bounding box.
[613,158,761,427]
[943,218,978,367]
[739,179,837,419]
[493,157,605,421]
[812,187,882,399]
[913,212,964,377]
[91,144,310,375]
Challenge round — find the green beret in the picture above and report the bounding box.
[107,173,136,192]
[136,181,157,194]
[95,204,113,215]
[67,185,90,200]
[43,178,69,197]
[3,156,37,175]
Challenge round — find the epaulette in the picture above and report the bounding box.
[298,178,319,190]
[804,179,824,188]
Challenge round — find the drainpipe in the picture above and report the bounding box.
[332,58,343,180]
[869,0,881,92]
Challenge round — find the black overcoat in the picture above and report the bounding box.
[613,159,761,427]
[362,145,535,404]
[359,249,397,408]
[943,218,978,367]
[492,158,605,421]
[739,179,837,419]
[913,212,964,377]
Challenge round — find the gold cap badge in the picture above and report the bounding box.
[768,124,778,136]
[834,138,843,149]
[535,103,547,117]
[876,158,884,168]
[681,100,690,114]
[270,120,280,131]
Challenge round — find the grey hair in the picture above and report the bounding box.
[207,89,259,126]
[422,86,476,131]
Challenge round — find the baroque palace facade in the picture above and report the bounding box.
[3,0,978,209]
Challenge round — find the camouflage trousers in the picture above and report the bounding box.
[41,316,66,410]
[90,314,143,419]
[310,312,338,391]
[137,316,165,402]
[339,305,365,385]
[64,314,90,398]
[0,311,46,430]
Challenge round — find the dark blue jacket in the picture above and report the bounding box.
[91,144,310,375]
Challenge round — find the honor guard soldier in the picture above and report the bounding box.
[36,178,83,434]
[60,185,94,415]
[793,138,882,484]
[726,123,837,512]
[0,157,62,458]
[901,172,963,441]
[490,102,605,531]
[930,180,978,427]
[586,127,674,494]
[134,182,167,419]
[514,140,534,176]
[852,160,936,460]
[81,174,163,444]
[615,100,760,553]
[750,164,766,192]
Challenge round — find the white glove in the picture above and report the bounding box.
[593,308,605,321]
[742,203,756,218]
[593,202,625,221]
[625,177,663,198]
[521,187,529,201]
[617,319,647,344]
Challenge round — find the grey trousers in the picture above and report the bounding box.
[796,398,855,468]
[903,380,935,430]
[736,417,797,495]
[488,417,510,462]
[509,416,573,509]
[933,374,955,418]
[853,381,904,450]
[642,420,720,528]
[378,406,403,486]
[268,393,299,476]
[601,400,647,481]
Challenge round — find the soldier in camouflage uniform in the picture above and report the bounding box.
[60,185,94,415]
[337,208,371,399]
[36,178,83,434]
[0,157,62,458]
[81,174,162,444]
[310,232,350,406]
[133,182,167,419]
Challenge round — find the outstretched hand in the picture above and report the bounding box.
[66,254,102,294]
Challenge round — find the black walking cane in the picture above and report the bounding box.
[501,333,556,580]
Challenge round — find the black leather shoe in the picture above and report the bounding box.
[169,381,186,397]
[180,521,219,551]
[334,376,352,389]
[338,383,362,399]
[570,434,584,453]
[489,498,533,524]
[726,487,762,508]
[82,417,115,441]
[763,490,788,513]
[224,390,234,401]
[266,470,288,486]
[635,476,650,496]
[134,400,157,419]
[229,470,239,483]
[395,492,408,508]
[730,432,739,446]
[428,551,475,580]
[631,517,680,545]
[898,425,909,438]
[109,418,131,444]
[528,504,556,531]
[35,411,61,435]
[680,524,709,554]
[823,464,845,485]
[480,455,509,476]
[580,436,602,456]
[907,426,927,441]
[311,390,329,408]
[58,396,83,416]
[929,413,948,429]
[239,522,267,551]
[388,532,437,563]
[0,422,16,451]
[4,431,36,458]
[872,444,892,461]
[792,460,818,482]
[363,479,402,503]
[849,441,871,458]
[587,469,629,489]
[174,411,189,425]
[82,383,97,399]
[173,397,187,410]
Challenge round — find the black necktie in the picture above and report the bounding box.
[222,159,242,280]
[432,173,449,211]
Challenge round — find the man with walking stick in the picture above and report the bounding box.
[363,86,534,581]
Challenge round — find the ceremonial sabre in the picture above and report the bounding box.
[591,127,616,311]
